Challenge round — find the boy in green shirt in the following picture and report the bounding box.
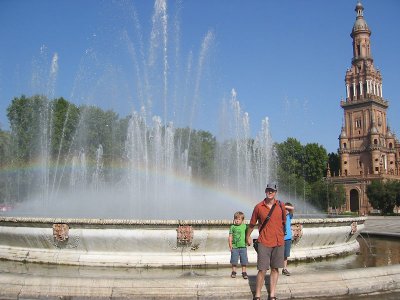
[228,211,248,279]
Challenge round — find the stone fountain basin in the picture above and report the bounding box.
[0,216,365,267]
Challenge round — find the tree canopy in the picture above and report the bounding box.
[275,137,345,211]
[366,180,400,215]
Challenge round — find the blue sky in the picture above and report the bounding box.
[0,0,399,153]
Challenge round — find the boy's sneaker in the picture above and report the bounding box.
[282,268,291,276]
[242,272,248,279]
[231,271,236,278]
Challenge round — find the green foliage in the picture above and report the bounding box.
[0,128,12,203]
[303,143,328,183]
[329,184,346,209]
[6,95,47,163]
[276,137,332,210]
[276,138,303,179]
[276,138,328,184]
[308,180,346,211]
[0,129,11,168]
[175,127,216,180]
[76,105,120,162]
[50,97,80,158]
[328,152,340,177]
[366,180,400,215]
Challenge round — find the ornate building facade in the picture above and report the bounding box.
[329,1,400,215]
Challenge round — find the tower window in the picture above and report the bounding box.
[389,143,393,149]
[355,119,362,128]
[343,143,347,149]
[374,139,378,145]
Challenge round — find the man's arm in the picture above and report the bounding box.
[245,225,254,246]
[285,204,294,214]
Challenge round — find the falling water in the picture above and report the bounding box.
[215,89,275,200]
[3,0,275,219]
[92,145,104,191]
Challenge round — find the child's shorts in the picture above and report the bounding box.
[284,239,292,258]
[230,247,248,265]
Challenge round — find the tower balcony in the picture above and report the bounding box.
[341,96,388,108]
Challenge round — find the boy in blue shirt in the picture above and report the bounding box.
[282,202,294,276]
[228,211,248,279]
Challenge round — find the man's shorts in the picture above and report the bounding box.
[284,239,292,258]
[257,243,284,271]
[230,247,249,265]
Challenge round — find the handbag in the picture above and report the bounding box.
[253,202,277,253]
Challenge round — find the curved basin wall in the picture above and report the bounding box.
[0,217,365,267]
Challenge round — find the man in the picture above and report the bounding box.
[246,183,285,300]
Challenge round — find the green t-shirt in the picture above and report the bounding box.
[229,223,247,248]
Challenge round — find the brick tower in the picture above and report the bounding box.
[330,1,400,215]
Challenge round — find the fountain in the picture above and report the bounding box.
[0,0,364,268]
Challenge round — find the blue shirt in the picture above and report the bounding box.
[284,213,293,241]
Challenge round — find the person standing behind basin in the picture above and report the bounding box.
[228,211,249,279]
[246,183,286,300]
[282,202,294,276]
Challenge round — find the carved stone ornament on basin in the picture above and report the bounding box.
[53,223,69,242]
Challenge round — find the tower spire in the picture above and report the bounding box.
[343,1,385,104]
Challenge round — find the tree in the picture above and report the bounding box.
[366,180,400,215]
[50,97,80,159]
[329,183,346,210]
[0,129,11,167]
[302,143,328,183]
[276,138,328,193]
[6,95,47,163]
[75,105,120,162]
[175,127,216,181]
[275,138,303,194]
[328,152,340,177]
[307,180,345,211]
[0,128,12,203]
[276,138,303,178]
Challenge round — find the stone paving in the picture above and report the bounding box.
[361,216,400,237]
[0,216,399,299]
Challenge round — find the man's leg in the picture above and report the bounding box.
[255,269,266,298]
[269,268,279,297]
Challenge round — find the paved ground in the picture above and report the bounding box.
[361,215,400,238]
[0,216,399,300]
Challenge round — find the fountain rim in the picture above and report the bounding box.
[0,216,366,225]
